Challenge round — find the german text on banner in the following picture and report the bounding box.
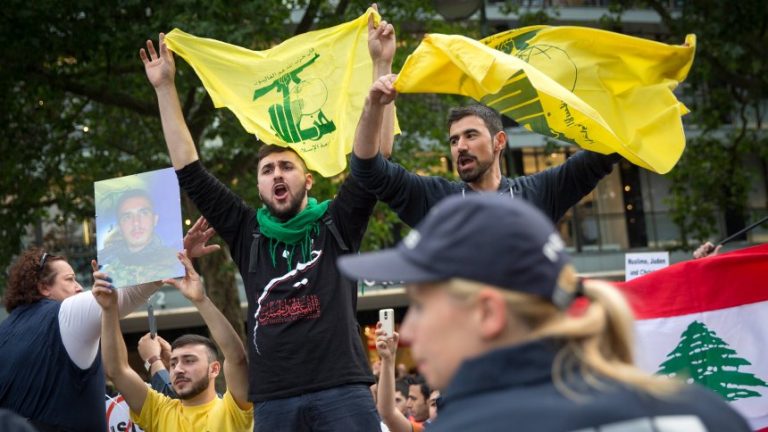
[164,8,392,177]
[394,26,696,174]
[616,244,768,431]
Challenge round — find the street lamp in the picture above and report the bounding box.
[432,0,483,20]
[433,0,488,36]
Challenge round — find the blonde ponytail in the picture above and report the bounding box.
[445,275,680,400]
[535,278,680,398]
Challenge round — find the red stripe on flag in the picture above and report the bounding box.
[614,243,768,319]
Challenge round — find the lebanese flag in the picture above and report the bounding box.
[615,243,768,431]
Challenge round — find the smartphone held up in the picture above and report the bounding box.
[379,308,394,337]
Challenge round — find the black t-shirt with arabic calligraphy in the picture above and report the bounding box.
[176,161,375,402]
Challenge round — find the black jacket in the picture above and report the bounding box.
[433,340,751,432]
[351,151,620,227]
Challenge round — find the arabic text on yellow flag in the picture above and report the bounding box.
[394,26,696,174]
[164,9,391,177]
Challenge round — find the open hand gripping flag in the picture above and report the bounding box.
[164,8,395,177]
[617,244,768,431]
[394,26,696,174]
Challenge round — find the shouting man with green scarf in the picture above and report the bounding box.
[140,9,397,431]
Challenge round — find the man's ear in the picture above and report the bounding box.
[209,361,221,378]
[493,131,507,155]
[305,172,313,191]
[153,214,159,228]
[474,288,509,340]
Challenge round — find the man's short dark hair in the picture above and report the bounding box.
[257,144,308,173]
[395,378,410,397]
[116,189,154,214]
[172,334,219,362]
[447,105,504,138]
[405,374,430,400]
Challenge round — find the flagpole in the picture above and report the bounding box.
[718,214,768,246]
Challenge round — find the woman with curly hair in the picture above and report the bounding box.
[0,247,161,431]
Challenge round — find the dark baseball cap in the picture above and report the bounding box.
[338,194,575,307]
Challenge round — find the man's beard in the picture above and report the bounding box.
[265,188,307,221]
[125,237,151,254]
[457,153,493,184]
[174,375,211,400]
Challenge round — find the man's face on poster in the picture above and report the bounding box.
[117,195,158,252]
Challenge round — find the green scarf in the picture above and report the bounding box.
[256,198,331,269]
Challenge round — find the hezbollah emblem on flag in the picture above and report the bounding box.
[252,50,336,145]
[164,8,385,177]
[479,28,579,143]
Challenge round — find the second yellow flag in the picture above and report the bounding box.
[395,26,696,174]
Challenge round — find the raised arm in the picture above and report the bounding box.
[530,150,620,223]
[355,74,397,160]
[140,33,198,169]
[368,4,396,159]
[93,266,149,415]
[163,251,250,409]
[376,324,412,432]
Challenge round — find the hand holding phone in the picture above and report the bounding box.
[379,308,394,337]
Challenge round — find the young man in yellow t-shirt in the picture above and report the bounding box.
[94,251,253,432]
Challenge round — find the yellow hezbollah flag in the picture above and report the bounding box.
[394,26,696,174]
[165,9,392,177]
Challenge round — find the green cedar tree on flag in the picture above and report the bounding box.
[657,320,768,401]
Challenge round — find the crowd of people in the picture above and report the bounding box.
[0,4,754,432]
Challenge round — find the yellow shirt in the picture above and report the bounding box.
[131,389,253,432]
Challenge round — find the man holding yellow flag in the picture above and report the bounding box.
[140,6,395,430]
[351,74,620,228]
[351,24,697,227]
[391,28,695,174]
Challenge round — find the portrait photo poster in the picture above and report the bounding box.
[94,168,184,288]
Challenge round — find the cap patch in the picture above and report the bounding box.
[542,233,565,263]
[403,230,421,249]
